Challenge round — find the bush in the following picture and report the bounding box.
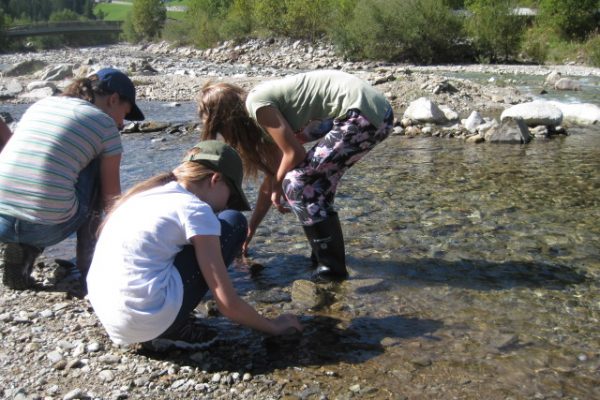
[520,25,552,64]
[465,0,526,63]
[329,0,465,63]
[131,0,166,41]
[584,33,600,67]
[538,0,599,41]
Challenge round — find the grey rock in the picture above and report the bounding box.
[39,64,73,81]
[554,77,581,91]
[4,59,47,77]
[484,117,531,143]
[291,279,328,309]
[0,79,23,98]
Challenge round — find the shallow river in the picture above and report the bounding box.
[35,122,598,398]
[2,83,600,398]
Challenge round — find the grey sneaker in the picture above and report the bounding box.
[0,242,42,290]
[141,318,220,352]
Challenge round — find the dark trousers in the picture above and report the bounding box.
[160,210,247,337]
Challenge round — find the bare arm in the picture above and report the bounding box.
[243,174,274,255]
[255,106,306,211]
[0,120,12,153]
[99,154,122,211]
[192,235,303,334]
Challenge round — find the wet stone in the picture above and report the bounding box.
[291,280,328,309]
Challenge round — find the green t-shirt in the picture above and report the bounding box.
[246,70,390,131]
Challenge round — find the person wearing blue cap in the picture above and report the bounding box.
[0,67,144,291]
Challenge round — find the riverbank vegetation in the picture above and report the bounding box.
[0,0,598,67]
[146,0,600,66]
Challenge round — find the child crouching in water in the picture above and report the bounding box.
[87,141,302,350]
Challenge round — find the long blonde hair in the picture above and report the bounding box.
[197,82,279,178]
[99,147,216,234]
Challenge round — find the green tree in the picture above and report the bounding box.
[283,0,333,40]
[0,9,7,51]
[538,0,599,41]
[465,0,525,62]
[131,0,166,41]
[331,0,464,63]
[186,0,233,47]
[221,0,254,40]
[253,0,287,34]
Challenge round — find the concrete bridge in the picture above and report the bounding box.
[5,21,122,38]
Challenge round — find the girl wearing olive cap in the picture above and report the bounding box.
[87,141,302,350]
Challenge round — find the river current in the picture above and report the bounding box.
[2,86,599,398]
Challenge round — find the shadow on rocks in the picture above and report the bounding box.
[138,313,442,375]
[350,256,589,292]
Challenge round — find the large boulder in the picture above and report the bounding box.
[501,101,563,127]
[403,97,448,124]
[484,117,531,144]
[0,79,23,99]
[3,60,47,77]
[38,64,73,81]
[554,78,581,91]
[549,101,600,126]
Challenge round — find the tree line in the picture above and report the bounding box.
[129,0,599,65]
[1,0,598,66]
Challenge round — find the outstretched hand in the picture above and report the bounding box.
[270,314,304,335]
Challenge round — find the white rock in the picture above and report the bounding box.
[501,100,563,127]
[549,101,600,126]
[403,97,448,124]
[463,111,484,132]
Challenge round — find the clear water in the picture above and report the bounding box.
[2,81,599,397]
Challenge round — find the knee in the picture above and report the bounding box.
[218,210,248,239]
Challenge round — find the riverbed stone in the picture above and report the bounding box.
[3,59,47,77]
[0,78,24,99]
[501,101,563,127]
[38,64,73,81]
[484,116,531,143]
[549,101,600,126]
[403,97,448,124]
[554,77,581,91]
[544,71,562,86]
[463,110,484,132]
[291,279,328,309]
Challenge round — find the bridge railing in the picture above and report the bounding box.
[5,20,123,37]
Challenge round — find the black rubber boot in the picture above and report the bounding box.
[302,212,348,283]
[0,242,42,290]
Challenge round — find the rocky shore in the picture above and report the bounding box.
[1,39,600,400]
[2,39,599,141]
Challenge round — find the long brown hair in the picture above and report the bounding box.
[197,82,279,178]
[99,147,215,234]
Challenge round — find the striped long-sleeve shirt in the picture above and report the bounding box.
[0,96,122,224]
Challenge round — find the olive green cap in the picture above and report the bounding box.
[184,140,251,211]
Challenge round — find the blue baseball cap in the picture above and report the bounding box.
[95,68,145,121]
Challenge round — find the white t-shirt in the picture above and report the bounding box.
[87,181,221,345]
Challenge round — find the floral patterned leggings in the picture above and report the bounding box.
[283,107,394,226]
